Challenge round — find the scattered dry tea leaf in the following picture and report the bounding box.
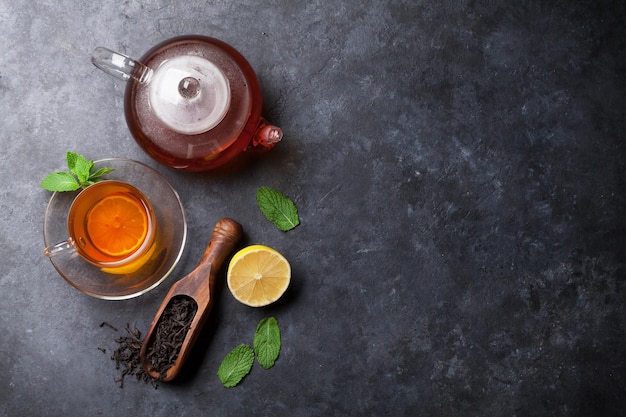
[109,324,157,388]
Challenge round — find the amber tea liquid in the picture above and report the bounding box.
[68,181,156,269]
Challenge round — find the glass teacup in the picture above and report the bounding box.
[44,180,156,273]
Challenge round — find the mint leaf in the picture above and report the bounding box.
[68,152,92,184]
[89,167,116,179]
[256,186,300,231]
[66,151,79,172]
[254,317,281,369]
[217,344,254,388]
[40,172,81,192]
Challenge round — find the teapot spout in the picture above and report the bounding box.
[249,119,283,152]
[91,47,153,84]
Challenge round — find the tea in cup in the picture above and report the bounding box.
[44,180,156,273]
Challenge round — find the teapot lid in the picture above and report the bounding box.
[148,55,231,135]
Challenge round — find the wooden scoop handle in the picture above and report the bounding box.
[140,218,243,381]
[172,217,243,298]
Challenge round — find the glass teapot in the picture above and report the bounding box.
[92,35,282,171]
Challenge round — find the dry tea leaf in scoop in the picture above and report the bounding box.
[140,218,242,381]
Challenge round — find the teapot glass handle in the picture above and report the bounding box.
[91,47,153,84]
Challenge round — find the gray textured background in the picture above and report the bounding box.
[1,0,625,416]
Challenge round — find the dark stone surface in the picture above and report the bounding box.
[1,0,625,416]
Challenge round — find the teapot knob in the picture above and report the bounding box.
[178,77,201,99]
[91,47,153,84]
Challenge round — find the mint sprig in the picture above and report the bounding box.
[40,151,115,192]
[256,186,300,231]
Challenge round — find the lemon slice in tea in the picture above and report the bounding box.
[227,245,291,307]
[87,193,150,257]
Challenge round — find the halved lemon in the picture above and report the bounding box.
[227,245,291,307]
[87,193,149,257]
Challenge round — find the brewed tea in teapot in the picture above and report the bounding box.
[92,35,282,171]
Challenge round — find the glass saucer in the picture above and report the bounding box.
[43,158,187,300]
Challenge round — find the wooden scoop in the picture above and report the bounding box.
[140,217,242,381]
